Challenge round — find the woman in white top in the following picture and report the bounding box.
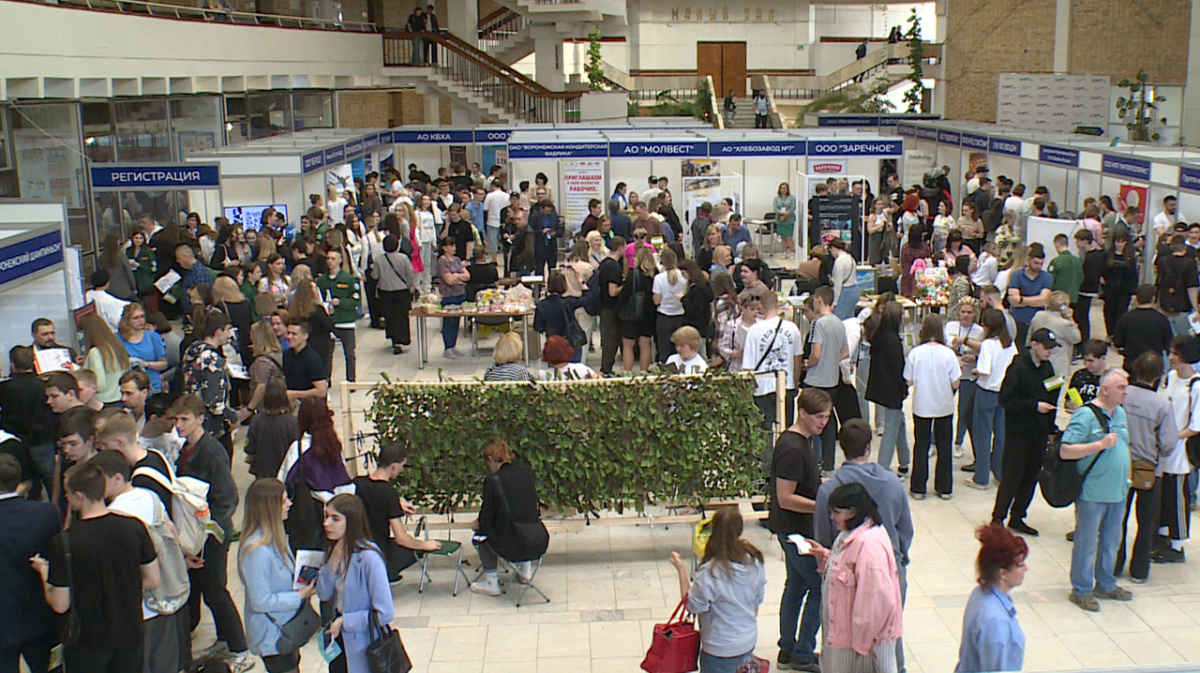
[944,299,985,459]
[904,314,961,500]
[1161,339,1199,564]
[541,334,597,380]
[829,239,858,320]
[932,200,955,255]
[416,194,440,294]
[970,241,1000,288]
[326,184,348,225]
[867,198,893,265]
[967,309,1017,488]
[653,247,688,362]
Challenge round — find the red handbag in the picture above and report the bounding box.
[640,596,700,673]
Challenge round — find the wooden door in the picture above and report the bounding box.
[721,42,747,97]
[697,42,724,93]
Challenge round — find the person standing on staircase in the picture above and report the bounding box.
[754,90,770,129]
[723,90,737,126]
[407,6,425,65]
[424,5,440,65]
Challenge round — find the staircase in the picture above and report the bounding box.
[382,31,581,124]
[490,0,625,23]
[478,8,533,65]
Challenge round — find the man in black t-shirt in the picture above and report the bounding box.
[1112,286,1174,374]
[1156,237,1200,336]
[352,443,441,581]
[32,462,158,673]
[597,237,626,377]
[768,389,831,673]
[283,320,329,402]
[440,204,475,261]
[97,412,173,516]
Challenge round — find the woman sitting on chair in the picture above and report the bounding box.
[469,438,550,597]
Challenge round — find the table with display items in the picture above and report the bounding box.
[411,305,535,369]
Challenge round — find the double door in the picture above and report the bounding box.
[697,42,746,97]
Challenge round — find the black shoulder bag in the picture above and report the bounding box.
[1038,403,1110,508]
[617,271,645,322]
[366,609,412,673]
[561,299,587,349]
[493,473,550,555]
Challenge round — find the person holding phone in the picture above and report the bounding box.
[317,495,394,673]
[239,478,316,673]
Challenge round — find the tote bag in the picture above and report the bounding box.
[640,597,699,673]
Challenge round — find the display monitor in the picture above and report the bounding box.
[223,205,288,230]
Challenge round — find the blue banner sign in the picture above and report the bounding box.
[508,142,609,159]
[1039,145,1080,167]
[937,130,961,146]
[1101,154,1151,180]
[709,140,806,157]
[817,116,880,127]
[90,165,221,190]
[960,133,989,150]
[391,130,476,144]
[807,140,903,156]
[896,124,917,137]
[914,127,939,141]
[324,145,345,166]
[989,138,1022,156]
[343,138,365,159]
[1180,167,1200,192]
[0,230,64,289]
[302,152,325,173]
[879,115,940,127]
[474,129,513,143]
[608,141,708,158]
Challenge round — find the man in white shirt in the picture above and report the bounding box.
[1004,184,1026,218]
[85,270,131,333]
[802,286,851,473]
[1153,195,1183,238]
[971,241,1000,287]
[483,182,510,264]
[641,175,662,205]
[742,292,803,470]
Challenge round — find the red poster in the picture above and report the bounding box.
[1118,184,1147,225]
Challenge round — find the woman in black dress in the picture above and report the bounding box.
[617,247,658,373]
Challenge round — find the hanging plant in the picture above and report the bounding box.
[903,7,926,113]
[1116,70,1164,142]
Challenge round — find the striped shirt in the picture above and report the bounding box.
[483,363,531,382]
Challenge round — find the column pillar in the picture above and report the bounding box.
[1052,0,1070,73]
[444,0,478,45]
[1182,3,1200,145]
[533,33,565,91]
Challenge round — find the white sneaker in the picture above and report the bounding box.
[470,577,501,596]
[514,561,533,584]
[954,444,964,458]
[444,349,458,359]
[230,652,256,673]
[876,426,884,436]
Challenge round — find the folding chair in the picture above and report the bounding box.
[416,517,472,596]
[496,556,550,607]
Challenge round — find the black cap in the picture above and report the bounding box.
[1030,328,1061,349]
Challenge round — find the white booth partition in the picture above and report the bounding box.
[0,200,79,373]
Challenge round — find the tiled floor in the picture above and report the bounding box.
[193,284,1200,673]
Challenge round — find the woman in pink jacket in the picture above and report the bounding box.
[818,482,904,673]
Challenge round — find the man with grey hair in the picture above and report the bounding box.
[1062,367,1132,612]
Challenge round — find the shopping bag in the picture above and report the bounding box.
[640,597,700,673]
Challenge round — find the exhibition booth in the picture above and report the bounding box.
[897,119,1200,282]
[0,200,81,373]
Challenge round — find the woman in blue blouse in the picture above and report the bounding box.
[318,494,395,673]
[117,303,169,392]
[239,478,316,673]
[956,523,1028,672]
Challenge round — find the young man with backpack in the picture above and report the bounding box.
[1155,235,1199,336]
[1061,369,1132,612]
[92,450,192,673]
[169,395,252,672]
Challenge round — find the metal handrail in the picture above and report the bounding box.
[37,0,376,31]
[477,8,529,50]
[382,31,581,123]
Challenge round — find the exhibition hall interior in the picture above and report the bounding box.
[5,1,1200,673]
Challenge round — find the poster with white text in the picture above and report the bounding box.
[562,159,605,235]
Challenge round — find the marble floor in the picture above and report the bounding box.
[192,280,1200,673]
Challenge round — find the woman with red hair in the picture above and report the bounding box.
[955,523,1028,672]
[540,335,598,380]
[278,398,352,549]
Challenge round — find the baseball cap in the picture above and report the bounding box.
[1030,328,1061,349]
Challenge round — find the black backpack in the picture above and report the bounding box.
[1038,404,1109,508]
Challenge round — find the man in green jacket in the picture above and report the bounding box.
[316,249,361,382]
[1048,233,1083,305]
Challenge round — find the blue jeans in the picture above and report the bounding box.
[1071,499,1125,596]
[26,442,57,501]
[1167,311,1192,337]
[955,378,977,446]
[971,388,1005,485]
[441,294,465,350]
[834,288,858,320]
[699,650,757,673]
[876,406,910,470]
[777,537,821,663]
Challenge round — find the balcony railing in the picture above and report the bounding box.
[383,31,581,124]
[19,0,376,31]
[478,7,528,50]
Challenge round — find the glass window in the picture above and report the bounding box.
[293,91,335,131]
[81,102,116,164]
[225,94,250,145]
[247,92,292,140]
[114,99,171,162]
[171,95,222,155]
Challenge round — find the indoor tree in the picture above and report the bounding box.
[1116,70,1164,142]
[903,7,926,113]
